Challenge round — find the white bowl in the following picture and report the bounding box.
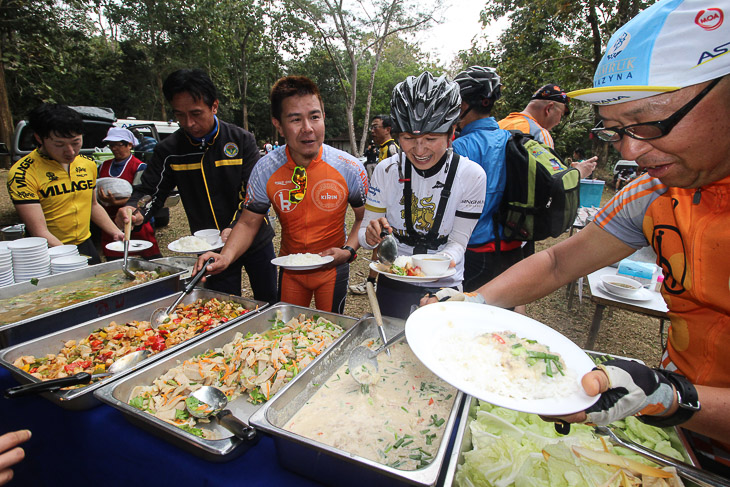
[193,229,220,245]
[411,253,451,276]
[600,274,642,297]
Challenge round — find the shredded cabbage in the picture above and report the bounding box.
[454,401,685,487]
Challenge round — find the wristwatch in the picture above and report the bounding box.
[639,370,700,428]
[341,245,357,263]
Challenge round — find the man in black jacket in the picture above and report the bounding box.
[118,69,276,300]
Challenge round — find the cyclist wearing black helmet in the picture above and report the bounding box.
[452,66,526,293]
[358,72,486,319]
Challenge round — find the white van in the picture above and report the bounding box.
[115,118,179,140]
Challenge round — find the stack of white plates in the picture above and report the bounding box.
[8,237,50,283]
[49,244,79,261]
[0,242,13,286]
[51,255,88,274]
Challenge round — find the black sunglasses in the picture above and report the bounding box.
[592,77,722,142]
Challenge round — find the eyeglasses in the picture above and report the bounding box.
[370,124,383,130]
[592,77,722,142]
[289,166,307,203]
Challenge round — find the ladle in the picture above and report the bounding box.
[122,207,136,279]
[4,349,151,398]
[348,330,406,386]
[185,386,257,441]
[365,281,389,357]
[377,230,398,265]
[150,257,214,327]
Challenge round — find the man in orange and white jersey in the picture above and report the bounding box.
[198,76,367,313]
[423,0,730,475]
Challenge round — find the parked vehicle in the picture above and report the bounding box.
[612,160,639,191]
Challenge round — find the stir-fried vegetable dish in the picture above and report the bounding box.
[127,313,344,439]
[12,298,251,385]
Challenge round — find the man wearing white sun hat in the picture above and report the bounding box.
[422,0,730,473]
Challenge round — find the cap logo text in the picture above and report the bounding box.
[695,8,724,31]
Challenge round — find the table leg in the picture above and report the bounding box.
[566,281,575,309]
[585,303,606,349]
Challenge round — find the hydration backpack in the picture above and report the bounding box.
[498,132,580,241]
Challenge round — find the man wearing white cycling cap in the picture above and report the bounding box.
[423,0,730,474]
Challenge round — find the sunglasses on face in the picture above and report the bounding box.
[592,77,722,143]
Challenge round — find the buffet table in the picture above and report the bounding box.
[0,366,323,487]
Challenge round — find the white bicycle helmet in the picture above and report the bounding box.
[390,72,461,134]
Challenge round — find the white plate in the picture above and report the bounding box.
[369,261,456,283]
[405,302,599,416]
[7,237,47,250]
[271,254,334,270]
[106,240,154,252]
[167,237,224,254]
[597,282,653,302]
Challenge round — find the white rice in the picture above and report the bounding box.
[392,256,412,268]
[434,331,579,400]
[175,236,211,251]
[282,253,325,265]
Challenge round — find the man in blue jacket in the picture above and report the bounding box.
[452,66,522,293]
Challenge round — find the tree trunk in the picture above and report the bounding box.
[0,46,14,169]
[156,71,167,121]
[240,30,252,131]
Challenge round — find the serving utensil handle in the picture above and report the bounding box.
[4,372,91,398]
[217,409,257,441]
[366,281,389,354]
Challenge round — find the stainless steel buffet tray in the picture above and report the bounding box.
[443,349,701,487]
[0,289,266,410]
[249,315,464,487]
[0,259,183,347]
[94,303,359,462]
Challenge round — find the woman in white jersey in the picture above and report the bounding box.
[358,72,486,319]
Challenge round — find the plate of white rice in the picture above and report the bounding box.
[271,253,334,270]
[168,235,224,254]
[405,302,599,416]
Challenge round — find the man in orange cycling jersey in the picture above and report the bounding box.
[424,0,730,475]
[198,76,367,313]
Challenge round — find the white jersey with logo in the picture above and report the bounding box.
[359,150,486,288]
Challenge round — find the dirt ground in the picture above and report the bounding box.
[0,168,663,366]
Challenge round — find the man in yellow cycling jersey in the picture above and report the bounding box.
[7,104,123,263]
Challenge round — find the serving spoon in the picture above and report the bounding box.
[377,230,398,265]
[185,386,257,441]
[4,349,151,398]
[348,330,406,386]
[149,257,214,327]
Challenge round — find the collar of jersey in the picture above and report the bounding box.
[408,150,448,179]
[186,116,219,146]
[284,145,323,169]
[459,116,501,136]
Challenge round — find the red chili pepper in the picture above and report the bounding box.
[80,360,92,369]
[173,318,182,324]
[428,398,434,405]
[90,340,103,351]
[221,317,228,323]
[113,333,124,340]
[29,367,38,374]
[136,346,147,351]
[492,333,505,344]
[157,329,169,336]
[144,336,166,352]
[207,318,215,326]
[64,364,76,373]
[99,351,113,361]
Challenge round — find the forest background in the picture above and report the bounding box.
[0,0,652,168]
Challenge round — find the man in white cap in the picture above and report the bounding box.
[423,0,730,473]
[98,127,162,260]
